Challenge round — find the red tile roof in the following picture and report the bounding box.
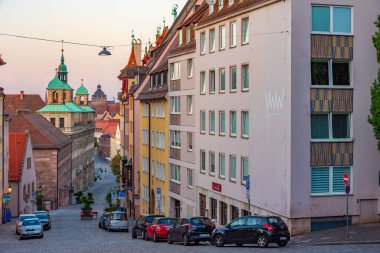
[9,132,27,181]
[106,102,120,115]
[96,120,119,137]
[5,93,45,116]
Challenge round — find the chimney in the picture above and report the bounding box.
[20,91,24,100]
[134,39,142,66]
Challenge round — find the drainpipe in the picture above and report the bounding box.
[1,89,5,223]
[146,101,151,214]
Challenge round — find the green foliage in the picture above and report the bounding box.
[80,195,93,211]
[74,191,83,204]
[36,192,45,211]
[369,16,380,152]
[110,153,121,182]
[104,191,120,212]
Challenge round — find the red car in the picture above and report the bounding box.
[146,217,177,242]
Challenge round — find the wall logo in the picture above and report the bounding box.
[265,89,285,111]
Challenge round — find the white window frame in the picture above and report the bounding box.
[229,155,237,182]
[219,111,226,136]
[219,0,223,9]
[219,68,226,93]
[209,111,215,134]
[170,130,181,148]
[187,168,193,188]
[170,62,181,80]
[186,27,191,43]
[209,70,216,94]
[230,66,237,92]
[170,164,181,183]
[187,95,193,115]
[219,26,226,50]
[229,0,234,5]
[241,64,249,91]
[311,166,353,196]
[311,59,352,87]
[200,32,206,55]
[209,29,216,53]
[209,3,214,13]
[170,96,180,114]
[209,151,215,176]
[311,5,353,35]
[200,110,206,133]
[187,132,193,151]
[241,157,249,184]
[311,112,352,142]
[230,111,237,137]
[179,29,183,45]
[200,71,206,94]
[187,58,193,78]
[219,153,225,179]
[241,111,249,138]
[230,22,237,48]
[200,149,206,173]
[242,17,249,45]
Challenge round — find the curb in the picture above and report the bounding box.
[293,241,380,246]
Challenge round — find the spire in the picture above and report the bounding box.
[163,17,166,28]
[131,30,135,47]
[127,31,137,67]
[61,49,65,64]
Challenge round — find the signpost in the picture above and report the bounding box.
[111,191,117,205]
[243,175,251,215]
[343,173,349,240]
[157,188,161,211]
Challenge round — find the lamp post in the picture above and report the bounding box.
[0,87,5,224]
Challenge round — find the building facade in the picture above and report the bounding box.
[37,51,95,194]
[194,0,380,235]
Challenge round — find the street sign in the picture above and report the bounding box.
[31,192,36,198]
[3,195,10,202]
[343,173,349,185]
[124,186,135,191]
[118,192,125,198]
[111,191,116,197]
[345,185,350,194]
[157,187,161,196]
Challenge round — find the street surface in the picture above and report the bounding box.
[0,154,380,253]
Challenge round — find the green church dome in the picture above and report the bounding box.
[75,83,89,95]
[57,53,67,73]
[47,74,65,90]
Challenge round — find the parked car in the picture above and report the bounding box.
[212,215,290,248]
[146,217,177,242]
[34,210,50,218]
[34,213,51,230]
[16,214,37,235]
[104,212,129,232]
[167,217,215,246]
[132,214,165,239]
[98,212,110,229]
[19,218,43,240]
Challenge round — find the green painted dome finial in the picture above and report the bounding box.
[132,30,135,47]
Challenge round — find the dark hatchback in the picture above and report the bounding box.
[132,214,165,239]
[98,212,110,229]
[212,216,290,248]
[167,217,215,246]
[34,213,51,230]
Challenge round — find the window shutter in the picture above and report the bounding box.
[333,167,350,193]
[311,167,329,193]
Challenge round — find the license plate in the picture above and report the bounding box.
[280,237,287,240]
[200,234,209,237]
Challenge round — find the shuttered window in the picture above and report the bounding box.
[333,167,350,193]
[311,167,329,194]
[311,166,351,195]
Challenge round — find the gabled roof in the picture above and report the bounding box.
[10,113,71,149]
[96,120,119,138]
[9,132,27,181]
[5,93,45,116]
[37,102,93,113]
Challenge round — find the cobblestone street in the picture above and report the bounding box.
[0,156,379,253]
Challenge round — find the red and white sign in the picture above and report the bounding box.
[343,173,349,185]
[212,182,222,192]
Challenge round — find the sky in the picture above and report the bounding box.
[0,0,187,100]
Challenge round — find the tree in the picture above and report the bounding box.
[369,16,380,152]
[36,192,45,211]
[110,153,121,182]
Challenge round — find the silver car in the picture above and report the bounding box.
[19,218,43,240]
[105,212,129,232]
[16,214,37,235]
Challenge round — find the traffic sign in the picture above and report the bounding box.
[157,187,161,196]
[111,191,116,197]
[345,185,350,194]
[243,176,250,190]
[124,186,135,191]
[343,173,349,185]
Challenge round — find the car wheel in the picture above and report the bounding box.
[144,231,149,241]
[257,235,269,248]
[153,232,158,242]
[107,225,111,232]
[194,241,199,245]
[16,230,19,235]
[40,234,44,239]
[236,243,243,247]
[19,237,23,240]
[214,235,225,247]
[277,241,288,247]
[167,233,173,244]
[126,229,129,233]
[132,229,137,239]
[183,234,190,246]
[98,223,101,228]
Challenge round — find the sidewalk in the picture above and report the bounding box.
[290,222,380,246]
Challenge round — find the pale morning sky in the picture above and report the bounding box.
[0,0,187,100]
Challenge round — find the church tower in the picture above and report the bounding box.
[57,49,74,103]
[75,79,89,106]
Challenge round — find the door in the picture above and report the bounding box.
[244,216,261,242]
[224,217,246,243]
[150,190,155,214]
[179,218,189,241]
[172,218,183,241]
[359,199,378,223]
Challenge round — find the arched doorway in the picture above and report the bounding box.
[150,189,155,214]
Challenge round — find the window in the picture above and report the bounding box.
[242,18,249,44]
[59,118,64,128]
[200,32,206,54]
[50,118,56,126]
[230,111,237,136]
[187,132,193,151]
[187,95,193,114]
[209,151,215,175]
[155,132,165,149]
[151,131,155,147]
[311,113,351,140]
[187,168,193,187]
[143,103,149,117]
[200,150,206,173]
[142,129,149,145]
[241,111,249,138]
[210,198,217,219]
[312,6,352,34]
[209,3,214,13]
[219,201,228,225]
[209,29,216,52]
[218,111,225,135]
[219,0,223,9]
[242,64,249,90]
[200,110,206,133]
[170,130,181,148]
[219,26,226,50]
[230,155,236,181]
[142,156,149,173]
[187,59,193,78]
[200,71,206,94]
[311,167,351,195]
[186,27,191,43]
[230,66,237,91]
[230,206,240,222]
[156,162,165,181]
[170,164,180,183]
[219,68,226,92]
[170,96,180,114]
[229,0,234,5]
[230,22,237,47]
[179,29,183,45]
[151,159,155,176]
[155,101,165,118]
[209,111,215,134]
[151,103,155,118]
[242,157,249,183]
[27,158,31,170]
[311,60,350,86]
[170,62,180,80]
[209,70,215,93]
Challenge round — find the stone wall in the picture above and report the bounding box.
[57,143,72,207]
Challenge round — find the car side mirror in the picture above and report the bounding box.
[226,224,231,229]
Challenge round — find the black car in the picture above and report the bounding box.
[167,217,215,246]
[34,213,51,230]
[212,215,290,248]
[98,212,110,229]
[132,214,165,239]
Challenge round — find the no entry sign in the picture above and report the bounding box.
[343,173,349,185]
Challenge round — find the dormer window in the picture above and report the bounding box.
[209,4,214,13]
[150,77,153,89]
[219,0,223,9]
[179,30,183,45]
[186,27,191,43]
[229,0,234,5]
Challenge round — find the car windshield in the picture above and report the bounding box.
[23,219,40,226]
[20,215,35,222]
[36,214,48,219]
[157,218,176,225]
[267,217,285,226]
[112,213,127,220]
[190,218,213,226]
[146,216,163,223]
